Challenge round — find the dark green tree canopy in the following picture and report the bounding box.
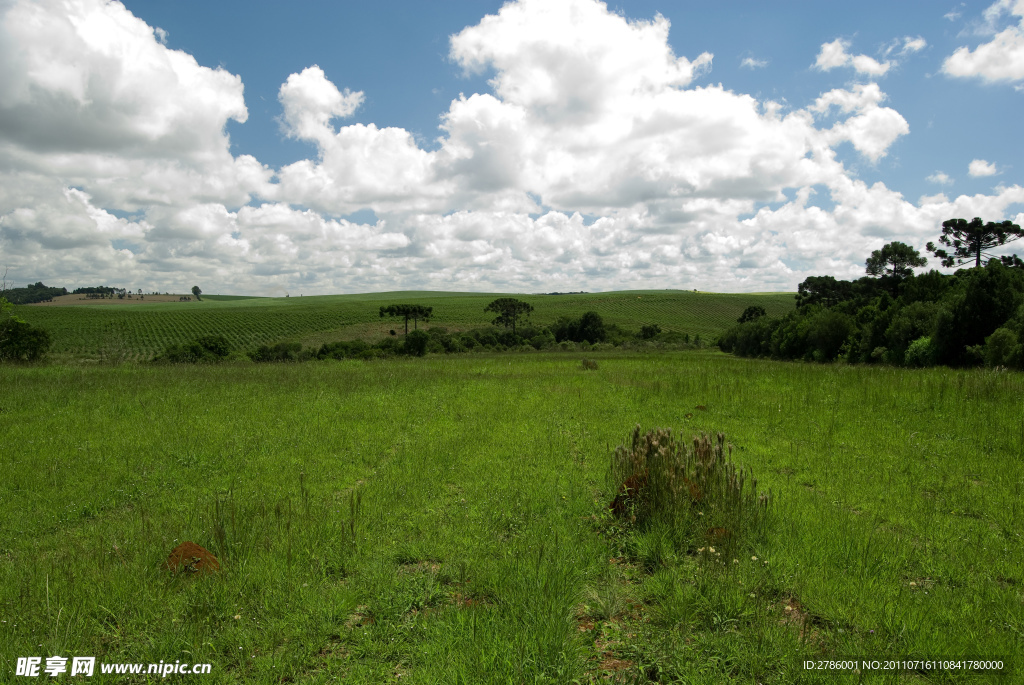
[865,241,927,279]
[926,217,1023,269]
[0,295,20,348]
[737,305,767,324]
[484,297,534,335]
[640,323,661,339]
[1,306,51,362]
[403,330,429,357]
[191,285,202,301]
[379,304,433,334]
[795,276,853,309]
[1000,254,1024,269]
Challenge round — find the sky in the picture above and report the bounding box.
[1,0,1023,296]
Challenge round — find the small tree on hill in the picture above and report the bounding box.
[926,217,1023,269]
[379,304,432,335]
[484,297,534,336]
[640,323,661,339]
[865,241,927,279]
[191,285,202,301]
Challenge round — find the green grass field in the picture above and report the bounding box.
[2,348,1021,683]
[13,290,795,362]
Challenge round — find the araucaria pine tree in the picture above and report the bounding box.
[926,217,1023,268]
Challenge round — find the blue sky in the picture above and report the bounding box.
[1,0,1022,294]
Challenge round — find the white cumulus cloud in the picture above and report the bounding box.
[901,36,928,54]
[814,39,892,75]
[809,84,909,162]
[927,171,954,185]
[969,158,999,176]
[943,0,1024,82]
[1,0,1021,296]
[278,66,365,143]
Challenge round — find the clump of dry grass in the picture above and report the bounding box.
[581,358,599,370]
[608,425,771,549]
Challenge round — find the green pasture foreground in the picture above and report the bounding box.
[1,352,1022,683]
[13,290,795,362]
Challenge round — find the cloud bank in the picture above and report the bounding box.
[943,0,1024,82]
[0,0,1021,296]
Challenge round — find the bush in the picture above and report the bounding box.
[904,336,936,368]
[608,426,771,553]
[984,328,1022,368]
[552,311,607,344]
[196,335,230,358]
[0,319,52,362]
[250,342,302,362]
[161,341,203,363]
[403,330,429,357]
[640,323,661,339]
[159,335,230,363]
[318,339,371,360]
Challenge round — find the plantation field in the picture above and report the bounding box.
[13,290,795,362]
[1,352,1021,683]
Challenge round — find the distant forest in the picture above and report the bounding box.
[719,220,1024,370]
[2,282,67,304]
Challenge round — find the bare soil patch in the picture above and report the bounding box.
[164,541,221,574]
[29,293,198,306]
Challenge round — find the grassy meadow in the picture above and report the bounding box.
[12,290,795,363]
[1,346,1022,682]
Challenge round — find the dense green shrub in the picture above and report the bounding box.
[249,342,302,362]
[983,328,1022,368]
[159,335,231,363]
[318,339,371,359]
[552,311,607,344]
[640,323,661,339]
[0,319,52,362]
[884,301,942,364]
[718,315,778,357]
[196,335,230,358]
[904,336,936,367]
[403,330,429,357]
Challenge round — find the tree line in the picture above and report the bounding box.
[719,217,1024,369]
[3,282,68,304]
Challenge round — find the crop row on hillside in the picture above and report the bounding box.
[14,290,795,361]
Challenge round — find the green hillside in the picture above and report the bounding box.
[14,290,795,362]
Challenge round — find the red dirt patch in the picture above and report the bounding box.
[610,470,649,518]
[164,541,220,574]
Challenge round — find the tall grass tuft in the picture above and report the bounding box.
[609,425,772,551]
